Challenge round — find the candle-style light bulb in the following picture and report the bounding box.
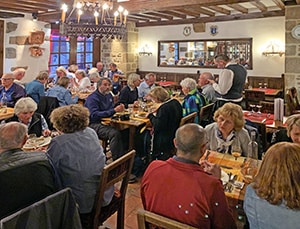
[77,9,83,23]
[114,11,119,26]
[94,11,99,25]
[118,6,124,24]
[123,10,128,25]
[61,3,68,23]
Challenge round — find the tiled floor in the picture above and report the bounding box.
[102,178,143,229]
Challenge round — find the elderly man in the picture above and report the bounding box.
[106,63,125,95]
[96,61,106,77]
[0,122,58,219]
[138,73,156,100]
[198,72,216,103]
[141,123,236,229]
[13,68,26,88]
[84,77,125,160]
[0,73,26,107]
[209,54,247,110]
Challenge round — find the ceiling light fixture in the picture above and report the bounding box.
[59,0,128,39]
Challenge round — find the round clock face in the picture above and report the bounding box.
[291,24,300,39]
[183,26,191,36]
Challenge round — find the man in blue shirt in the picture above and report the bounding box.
[0,73,26,107]
[84,77,125,160]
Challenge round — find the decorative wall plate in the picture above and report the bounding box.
[291,24,300,40]
[183,26,191,36]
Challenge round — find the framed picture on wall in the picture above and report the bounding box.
[29,31,45,44]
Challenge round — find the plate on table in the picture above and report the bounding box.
[134,112,148,119]
[221,170,229,185]
[23,136,52,150]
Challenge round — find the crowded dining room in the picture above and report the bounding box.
[0,0,300,228]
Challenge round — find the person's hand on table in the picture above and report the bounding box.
[114,104,125,112]
[42,129,51,137]
[200,160,221,179]
[133,101,139,107]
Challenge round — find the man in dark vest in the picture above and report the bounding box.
[209,54,247,111]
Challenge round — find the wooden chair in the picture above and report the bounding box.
[180,112,197,126]
[85,150,135,229]
[244,90,265,110]
[137,209,197,229]
[259,101,274,114]
[199,103,214,127]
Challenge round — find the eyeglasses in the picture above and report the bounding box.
[1,78,13,81]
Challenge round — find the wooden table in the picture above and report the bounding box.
[102,114,150,151]
[245,88,281,96]
[202,151,261,225]
[0,107,14,121]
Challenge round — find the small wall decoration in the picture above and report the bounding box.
[210,25,218,36]
[29,31,45,44]
[29,46,45,57]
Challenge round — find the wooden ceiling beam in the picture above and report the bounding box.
[159,10,187,19]
[227,4,248,14]
[136,9,284,27]
[145,12,173,20]
[271,0,285,9]
[131,13,161,21]
[251,1,268,12]
[205,5,231,15]
[193,7,215,16]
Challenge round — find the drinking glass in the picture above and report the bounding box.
[258,82,262,88]
[256,105,262,114]
[231,140,242,161]
[249,104,255,113]
[264,83,268,88]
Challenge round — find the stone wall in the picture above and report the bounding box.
[101,22,138,76]
[285,5,300,92]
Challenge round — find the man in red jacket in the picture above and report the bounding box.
[141,123,236,229]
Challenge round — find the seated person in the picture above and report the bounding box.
[180,77,208,124]
[47,104,114,216]
[270,114,300,145]
[147,86,182,161]
[117,73,141,109]
[12,68,26,88]
[46,76,78,106]
[4,97,51,137]
[205,102,250,156]
[244,142,300,228]
[0,73,26,107]
[286,87,300,116]
[138,73,156,100]
[88,70,101,91]
[141,123,237,229]
[73,69,91,91]
[25,71,49,104]
[84,77,125,160]
[105,63,125,95]
[198,72,217,103]
[0,122,58,219]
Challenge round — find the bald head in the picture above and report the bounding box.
[13,68,26,80]
[174,123,207,157]
[0,122,28,153]
[198,72,213,87]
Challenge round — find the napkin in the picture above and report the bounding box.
[274,98,284,121]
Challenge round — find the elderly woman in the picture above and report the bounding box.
[4,97,51,137]
[49,66,68,85]
[147,86,182,161]
[46,76,78,106]
[271,114,300,144]
[47,104,114,216]
[180,77,207,124]
[117,73,141,108]
[244,142,300,228]
[205,102,250,156]
[25,71,48,104]
[73,69,91,91]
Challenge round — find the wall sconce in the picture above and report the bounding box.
[262,41,285,57]
[32,12,38,22]
[139,44,152,56]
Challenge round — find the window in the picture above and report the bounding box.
[76,37,93,70]
[49,30,94,77]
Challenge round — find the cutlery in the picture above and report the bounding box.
[220,165,233,169]
[204,150,211,160]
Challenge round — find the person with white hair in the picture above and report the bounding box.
[3,97,51,137]
[12,68,26,88]
[180,77,208,124]
[117,73,141,108]
[198,72,216,103]
[138,73,157,100]
[73,69,91,91]
[88,70,101,91]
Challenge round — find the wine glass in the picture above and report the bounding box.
[258,82,262,88]
[256,105,262,114]
[264,83,268,88]
[231,140,242,161]
[249,104,255,113]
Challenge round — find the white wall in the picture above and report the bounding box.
[138,17,285,77]
[4,14,50,83]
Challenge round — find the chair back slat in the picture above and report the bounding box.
[180,112,197,126]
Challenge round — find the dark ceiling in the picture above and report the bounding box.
[0,0,298,27]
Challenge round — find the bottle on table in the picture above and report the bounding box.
[0,92,8,108]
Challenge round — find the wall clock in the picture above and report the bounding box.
[291,24,300,40]
[183,26,191,36]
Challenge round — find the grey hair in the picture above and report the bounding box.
[201,72,214,80]
[97,77,112,87]
[75,69,87,78]
[36,71,49,80]
[127,73,140,86]
[0,122,27,150]
[14,97,37,114]
[145,73,156,80]
[175,123,207,155]
[180,77,197,90]
[214,54,230,62]
[286,114,300,137]
[89,71,100,80]
[13,68,26,76]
